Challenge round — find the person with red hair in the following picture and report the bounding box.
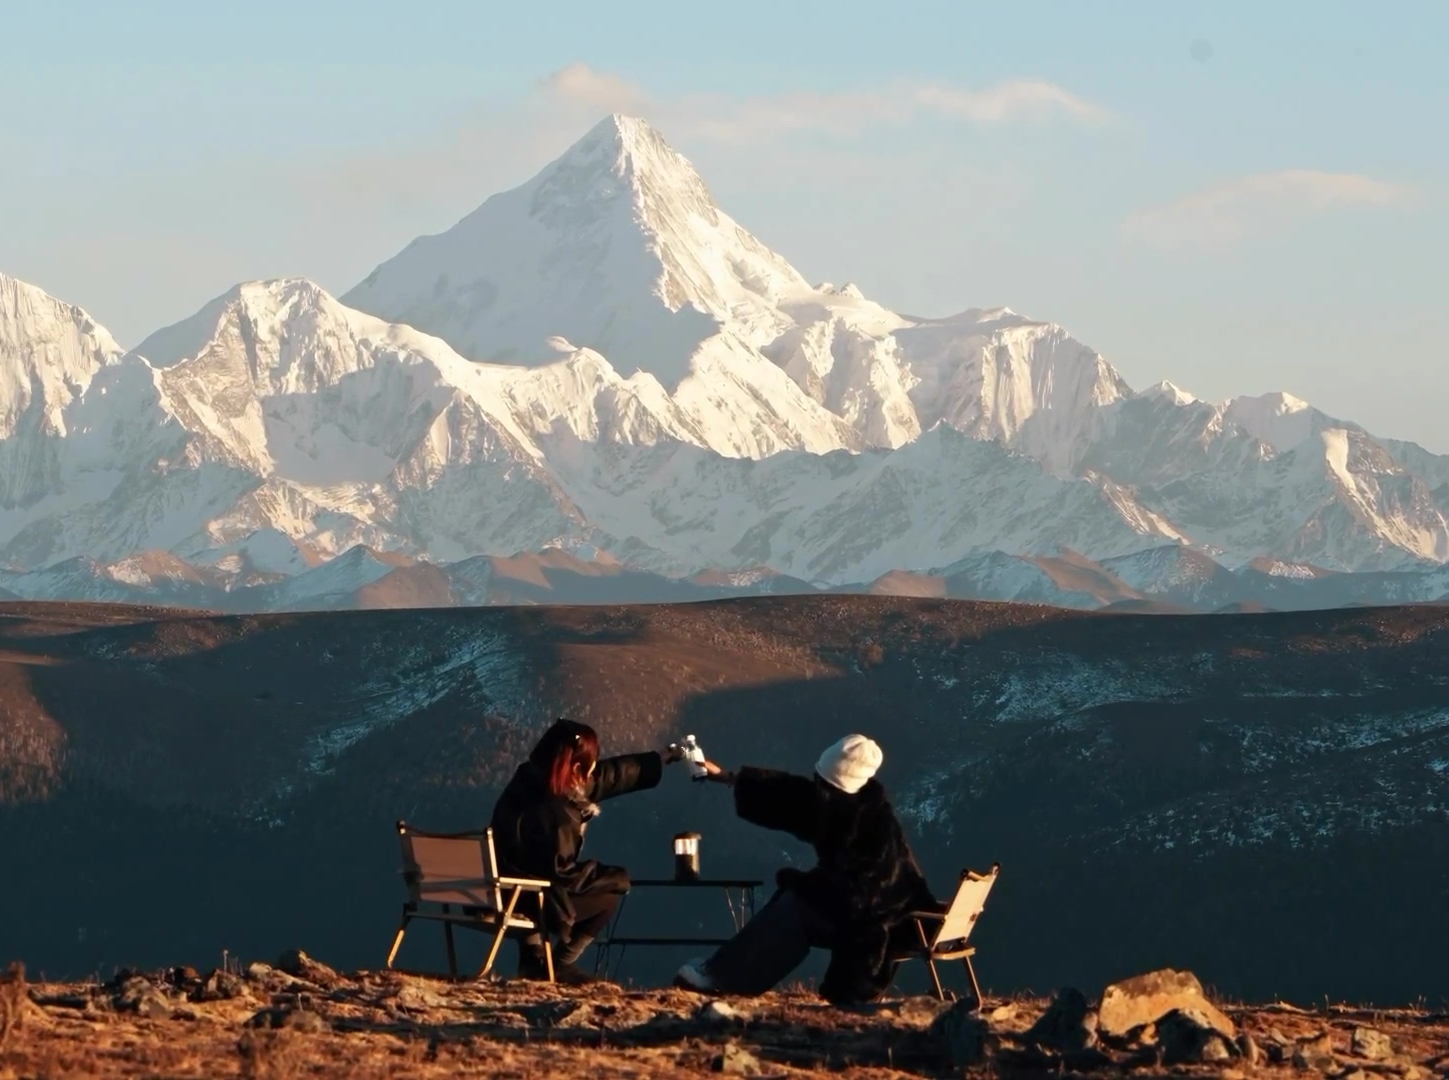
[490,718,683,983]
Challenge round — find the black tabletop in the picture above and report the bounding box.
[629,878,763,888]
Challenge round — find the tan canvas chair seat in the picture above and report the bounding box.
[895,863,999,1004]
[385,821,554,982]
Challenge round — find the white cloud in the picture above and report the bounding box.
[910,80,1114,125]
[1124,170,1407,248]
[536,64,650,117]
[536,63,1112,144]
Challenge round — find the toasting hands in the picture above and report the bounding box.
[697,759,735,785]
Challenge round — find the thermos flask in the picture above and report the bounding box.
[673,832,701,881]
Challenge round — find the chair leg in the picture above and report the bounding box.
[539,893,555,984]
[480,886,524,978]
[444,922,458,979]
[925,956,947,1002]
[386,913,410,969]
[964,955,984,1010]
[910,917,947,1001]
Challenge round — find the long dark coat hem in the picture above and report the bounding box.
[732,766,938,1005]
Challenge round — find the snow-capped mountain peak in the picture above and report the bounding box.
[1136,380,1199,406]
[134,278,379,389]
[1223,390,1328,451]
[341,116,1135,459]
[342,114,811,386]
[535,113,716,224]
[0,272,123,438]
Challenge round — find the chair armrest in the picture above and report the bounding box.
[909,910,947,920]
[497,876,552,890]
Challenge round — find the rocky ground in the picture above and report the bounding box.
[3,954,1447,1080]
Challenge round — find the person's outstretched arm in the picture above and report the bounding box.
[699,760,819,844]
[588,743,682,802]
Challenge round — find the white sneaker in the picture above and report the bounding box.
[673,958,716,992]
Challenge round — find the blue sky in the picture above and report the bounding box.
[3,0,1446,447]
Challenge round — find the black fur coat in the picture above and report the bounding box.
[490,744,662,935]
[732,767,938,1005]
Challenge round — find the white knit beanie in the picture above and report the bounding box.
[815,734,884,795]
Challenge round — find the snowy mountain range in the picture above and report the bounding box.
[1,113,1447,610]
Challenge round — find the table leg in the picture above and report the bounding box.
[723,886,757,932]
[594,890,632,976]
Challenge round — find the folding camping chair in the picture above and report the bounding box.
[385,820,554,982]
[898,863,999,1004]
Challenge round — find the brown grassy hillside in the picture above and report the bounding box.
[2,597,1447,1005]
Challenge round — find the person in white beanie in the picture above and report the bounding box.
[674,734,939,1006]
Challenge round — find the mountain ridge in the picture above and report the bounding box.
[1,115,1447,595]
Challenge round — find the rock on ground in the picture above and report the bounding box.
[929,999,993,1067]
[1022,986,1099,1052]
[1155,1007,1238,1064]
[1353,1025,1397,1060]
[1097,967,1236,1041]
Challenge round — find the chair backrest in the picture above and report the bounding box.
[396,822,499,908]
[930,864,1000,948]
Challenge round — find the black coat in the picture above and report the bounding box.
[489,751,662,935]
[733,766,938,1005]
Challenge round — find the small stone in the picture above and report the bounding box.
[1352,1027,1395,1062]
[396,983,448,1011]
[1024,987,1097,1052]
[1265,1028,1295,1064]
[930,999,992,1068]
[713,1041,762,1075]
[1302,1032,1335,1053]
[1157,1008,1239,1065]
[1238,1032,1262,1066]
[275,949,339,985]
[696,1000,742,1026]
[135,992,173,1020]
[1201,1037,1234,1063]
[196,969,246,1001]
[989,1001,1020,1024]
[248,1005,330,1033]
[1293,1033,1338,1073]
[245,962,276,982]
[113,977,173,1019]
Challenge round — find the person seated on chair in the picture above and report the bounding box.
[490,718,683,984]
[674,734,939,1007]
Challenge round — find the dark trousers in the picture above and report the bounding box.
[519,885,623,968]
[566,886,622,943]
[702,888,834,996]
